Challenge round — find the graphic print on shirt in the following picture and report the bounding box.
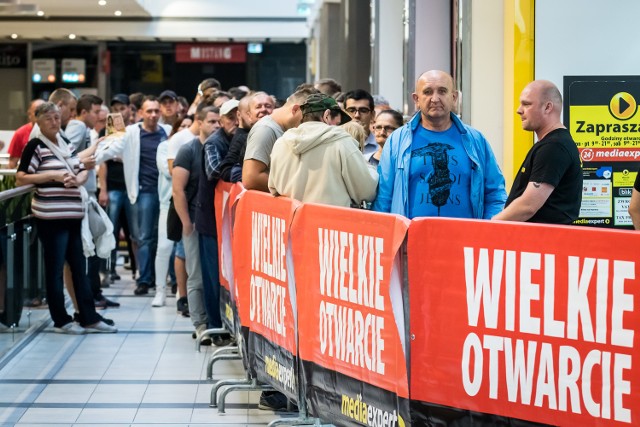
[411,142,454,215]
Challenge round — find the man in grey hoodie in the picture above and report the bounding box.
[269,93,377,207]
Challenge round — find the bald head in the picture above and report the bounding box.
[517,80,564,138]
[527,80,562,113]
[412,70,458,130]
[416,70,455,91]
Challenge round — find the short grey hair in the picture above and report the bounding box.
[35,101,60,118]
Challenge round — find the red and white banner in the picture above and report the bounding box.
[408,218,640,426]
[291,203,411,425]
[232,190,299,354]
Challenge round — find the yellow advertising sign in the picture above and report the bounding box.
[613,170,637,187]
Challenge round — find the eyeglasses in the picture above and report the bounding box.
[346,107,371,115]
[373,125,398,133]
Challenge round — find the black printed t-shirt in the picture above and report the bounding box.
[505,128,582,224]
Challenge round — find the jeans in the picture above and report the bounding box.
[107,189,136,273]
[36,218,101,328]
[154,207,174,290]
[199,233,222,329]
[131,192,159,285]
[183,229,207,327]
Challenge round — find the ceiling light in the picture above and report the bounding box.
[36,10,44,16]
[114,10,122,16]
[98,0,106,5]
[10,33,18,39]
[68,34,76,40]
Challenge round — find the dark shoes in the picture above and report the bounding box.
[258,391,298,412]
[74,312,115,327]
[176,296,189,317]
[212,334,232,347]
[134,284,149,295]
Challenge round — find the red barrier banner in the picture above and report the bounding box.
[214,181,244,331]
[409,218,640,426]
[291,203,411,426]
[232,191,300,399]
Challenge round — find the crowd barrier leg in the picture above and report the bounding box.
[217,379,275,413]
[196,327,230,351]
[265,398,318,427]
[210,376,251,407]
[206,346,240,379]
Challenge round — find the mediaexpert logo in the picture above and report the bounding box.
[580,148,595,162]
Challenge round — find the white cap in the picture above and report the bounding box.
[220,99,240,115]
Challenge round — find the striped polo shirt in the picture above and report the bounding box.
[17,137,86,220]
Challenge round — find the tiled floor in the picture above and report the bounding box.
[0,266,301,427]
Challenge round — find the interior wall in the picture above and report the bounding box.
[469,0,504,167]
[372,0,404,110]
[536,0,640,98]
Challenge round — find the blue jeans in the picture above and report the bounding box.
[199,233,222,329]
[36,218,101,328]
[107,189,136,273]
[132,192,159,285]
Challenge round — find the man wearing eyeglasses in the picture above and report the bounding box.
[344,89,377,157]
[373,70,506,220]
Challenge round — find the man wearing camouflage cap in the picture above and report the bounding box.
[268,93,377,207]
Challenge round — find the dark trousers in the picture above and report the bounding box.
[198,233,222,329]
[36,218,100,328]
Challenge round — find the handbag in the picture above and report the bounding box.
[87,197,108,237]
[167,198,182,242]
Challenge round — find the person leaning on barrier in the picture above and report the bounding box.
[628,169,640,229]
[493,80,582,224]
[16,102,117,334]
[268,93,377,207]
[373,70,506,219]
[242,84,319,192]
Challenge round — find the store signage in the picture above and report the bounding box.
[0,45,26,68]
[564,76,640,229]
[175,43,247,63]
[32,59,56,83]
[61,58,86,83]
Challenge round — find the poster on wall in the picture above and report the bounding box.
[564,76,640,229]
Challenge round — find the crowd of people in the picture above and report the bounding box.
[7,70,586,410]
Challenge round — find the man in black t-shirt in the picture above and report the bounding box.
[494,80,582,224]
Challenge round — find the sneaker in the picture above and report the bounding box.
[258,391,297,412]
[134,284,149,295]
[54,322,86,335]
[98,315,115,326]
[73,312,114,326]
[104,298,120,308]
[151,291,166,307]
[196,324,212,346]
[85,321,118,333]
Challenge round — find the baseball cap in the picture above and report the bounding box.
[220,98,240,116]
[301,93,351,125]
[159,90,178,101]
[110,93,130,106]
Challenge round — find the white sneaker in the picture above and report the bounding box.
[85,321,118,333]
[151,289,166,307]
[54,322,86,335]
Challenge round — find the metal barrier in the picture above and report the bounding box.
[0,182,46,350]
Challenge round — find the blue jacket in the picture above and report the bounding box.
[372,112,506,219]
